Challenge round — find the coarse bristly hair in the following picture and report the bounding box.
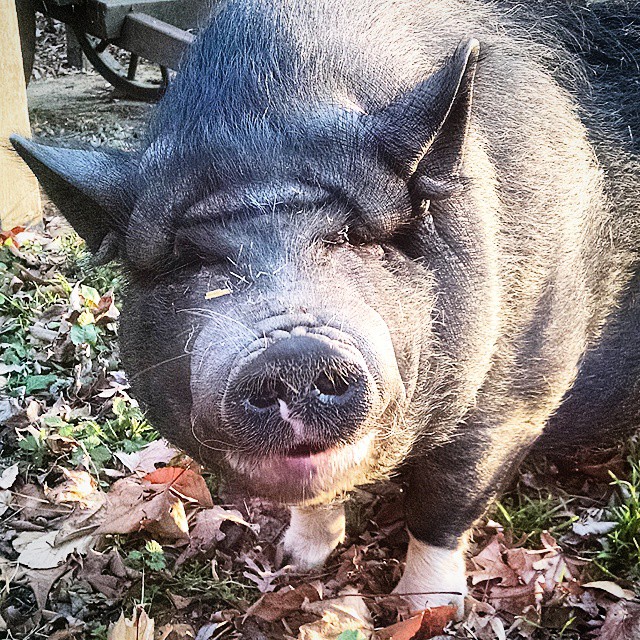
[11,0,640,539]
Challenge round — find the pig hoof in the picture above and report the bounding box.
[393,533,467,620]
[282,504,346,570]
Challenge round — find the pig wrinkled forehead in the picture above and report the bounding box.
[128,103,413,242]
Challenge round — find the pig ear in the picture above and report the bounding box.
[10,135,136,260]
[369,38,480,196]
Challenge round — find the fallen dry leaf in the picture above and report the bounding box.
[469,536,519,586]
[505,547,538,585]
[95,477,189,539]
[465,599,507,640]
[4,561,71,630]
[77,548,139,599]
[14,529,96,569]
[597,600,640,640]
[144,493,190,539]
[577,454,626,481]
[242,555,291,593]
[470,532,581,617]
[45,469,103,509]
[144,466,214,508]
[93,291,120,325]
[298,587,374,640]
[107,608,154,640]
[17,563,71,610]
[93,477,146,532]
[115,439,179,475]
[167,592,195,610]
[377,613,424,640]
[12,482,70,520]
[46,433,79,454]
[156,623,196,640]
[572,508,617,537]
[377,605,458,640]
[0,490,12,517]
[177,506,257,565]
[532,548,574,594]
[583,581,636,601]
[248,582,322,622]
[0,463,19,489]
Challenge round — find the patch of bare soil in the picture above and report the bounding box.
[28,73,151,148]
[27,15,153,148]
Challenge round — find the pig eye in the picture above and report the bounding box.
[172,226,231,266]
[324,225,373,247]
[173,233,208,264]
[324,226,351,245]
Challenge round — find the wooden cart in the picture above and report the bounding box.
[16,0,210,100]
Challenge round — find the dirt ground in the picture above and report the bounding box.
[28,72,152,150]
[26,16,153,149]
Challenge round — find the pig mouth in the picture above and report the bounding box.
[225,431,377,504]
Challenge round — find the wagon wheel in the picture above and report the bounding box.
[72,28,170,101]
[16,0,36,84]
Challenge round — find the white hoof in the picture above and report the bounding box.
[282,504,346,570]
[393,533,467,619]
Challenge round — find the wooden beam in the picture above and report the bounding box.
[0,0,41,231]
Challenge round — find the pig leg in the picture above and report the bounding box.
[395,429,533,617]
[283,503,346,569]
[393,533,468,618]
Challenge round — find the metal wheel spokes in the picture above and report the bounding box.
[73,28,170,101]
[94,38,109,54]
[127,54,139,80]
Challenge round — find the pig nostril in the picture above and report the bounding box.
[313,371,350,397]
[246,388,279,410]
[246,380,291,411]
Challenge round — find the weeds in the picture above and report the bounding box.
[11,396,157,475]
[126,540,168,572]
[597,453,640,582]
[493,491,576,545]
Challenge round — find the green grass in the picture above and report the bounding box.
[109,533,258,615]
[125,553,258,617]
[597,453,640,582]
[493,490,577,545]
[166,560,257,604]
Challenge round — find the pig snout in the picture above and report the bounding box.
[222,332,376,455]
[189,308,409,504]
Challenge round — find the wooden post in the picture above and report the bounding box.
[0,0,42,231]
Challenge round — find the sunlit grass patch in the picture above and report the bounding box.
[122,540,258,613]
[597,452,640,583]
[493,490,577,545]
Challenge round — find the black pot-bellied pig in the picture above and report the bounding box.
[12,0,640,616]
